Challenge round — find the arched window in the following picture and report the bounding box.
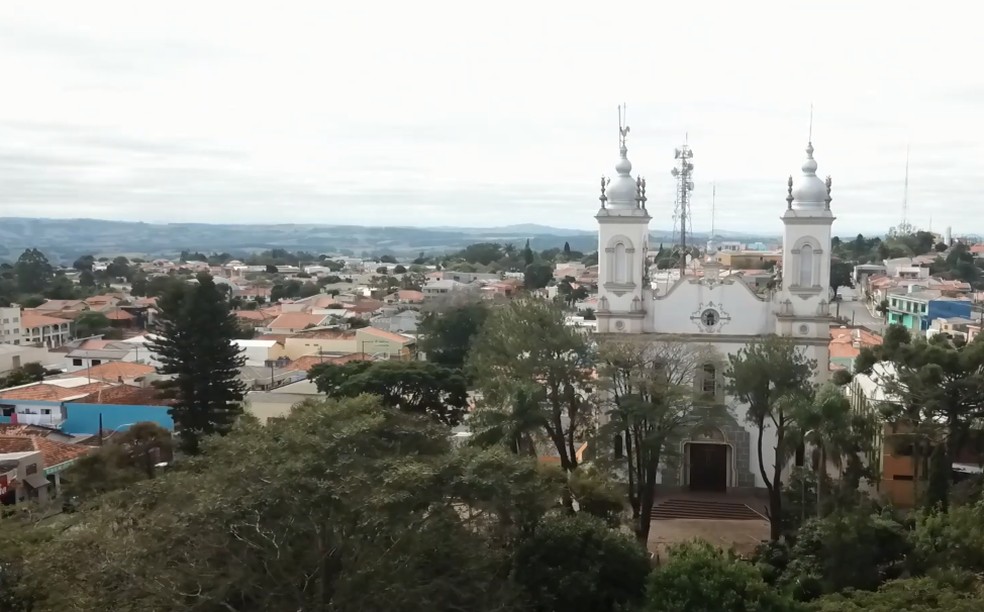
[614,242,627,283]
[701,363,716,395]
[799,244,814,287]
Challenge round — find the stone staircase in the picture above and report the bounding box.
[650,498,766,521]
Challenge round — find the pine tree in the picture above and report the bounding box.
[150,273,246,454]
[523,239,534,266]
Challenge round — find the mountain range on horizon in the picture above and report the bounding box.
[0,216,777,264]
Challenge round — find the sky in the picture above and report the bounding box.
[1,1,982,235]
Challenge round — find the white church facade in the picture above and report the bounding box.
[595,126,835,492]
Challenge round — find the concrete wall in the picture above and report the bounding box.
[61,403,173,434]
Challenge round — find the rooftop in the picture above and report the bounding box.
[0,435,93,470]
[268,312,329,330]
[0,380,110,401]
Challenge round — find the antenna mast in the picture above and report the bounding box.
[710,182,716,238]
[671,135,695,273]
[900,145,912,235]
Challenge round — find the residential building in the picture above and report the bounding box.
[383,289,425,305]
[0,434,93,505]
[0,307,23,345]
[927,316,981,341]
[886,288,972,332]
[266,312,330,334]
[829,326,882,372]
[422,279,467,296]
[246,378,322,423]
[53,361,155,384]
[282,326,415,360]
[20,311,73,348]
[370,309,420,334]
[64,339,144,371]
[234,339,289,366]
[0,344,53,375]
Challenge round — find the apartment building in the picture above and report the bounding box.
[0,307,22,345]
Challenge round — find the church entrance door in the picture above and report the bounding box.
[688,443,728,492]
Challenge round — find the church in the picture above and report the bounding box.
[594,123,835,492]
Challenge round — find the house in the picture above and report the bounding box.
[0,344,54,375]
[422,279,467,296]
[286,353,369,373]
[829,326,883,372]
[53,361,155,384]
[885,288,972,332]
[370,309,420,334]
[0,306,23,345]
[238,365,306,390]
[384,290,425,305]
[233,339,289,367]
[34,299,87,313]
[20,310,73,348]
[266,312,330,334]
[927,316,981,342]
[246,378,322,423]
[233,310,276,329]
[0,434,93,505]
[64,339,143,371]
[282,326,415,361]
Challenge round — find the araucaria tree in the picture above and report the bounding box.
[150,273,246,454]
[469,298,596,473]
[726,335,815,540]
[599,340,724,544]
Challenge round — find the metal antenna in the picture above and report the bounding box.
[671,138,695,274]
[710,183,716,238]
[901,144,911,233]
[618,103,629,148]
[809,103,814,143]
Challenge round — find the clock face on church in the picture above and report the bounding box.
[700,309,719,327]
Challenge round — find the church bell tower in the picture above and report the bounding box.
[595,106,651,334]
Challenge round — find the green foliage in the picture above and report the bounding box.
[418,300,490,371]
[18,396,558,611]
[524,262,553,289]
[726,336,816,540]
[62,422,173,501]
[809,576,984,611]
[73,311,110,338]
[513,514,649,612]
[0,362,47,390]
[149,273,246,454]
[14,248,53,294]
[469,298,595,472]
[778,510,909,600]
[643,541,800,611]
[910,500,984,574]
[310,360,468,426]
[829,260,853,296]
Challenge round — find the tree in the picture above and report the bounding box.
[811,576,984,612]
[309,360,468,426]
[524,262,553,290]
[562,241,571,258]
[105,256,131,279]
[830,260,852,297]
[299,281,320,298]
[393,264,407,274]
[19,396,544,611]
[43,274,78,299]
[599,340,724,544]
[726,336,816,540]
[418,300,490,371]
[379,254,398,264]
[61,422,173,501]
[0,362,47,390]
[14,248,53,294]
[935,242,949,252]
[642,541,799,611]
[149,273,246,454]
[512,514,650,612]
[469,298,596,473]
[522,239,534,266]
[78,269,95,288]
[265,264,278,274]
[73,311,110,338]
[856,331,984,509]
[72,255,95,272]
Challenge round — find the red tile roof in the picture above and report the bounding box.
[288,353,370,372]
[830,327,883,361]
[358,327,414,344]
[76,384,173,406]
[268,312,328,330]
[234,310,271,322]
[0,382,110,401]
[103,309,135,320]
[77,362,155,382]
[20,311,71,329]
[0,435,93,469]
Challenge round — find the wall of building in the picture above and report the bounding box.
[61,403,173,434]
[927,299,972,322]
[0,399,66,427]
[647,280,774,336]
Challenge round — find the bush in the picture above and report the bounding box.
[642,541,800,611]
[910,500,984,574]
[809,575,984,611]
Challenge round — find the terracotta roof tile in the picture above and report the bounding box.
[289,353,370,371]
[20,311,72,328]
[268,312,328,330]
[103,309,135,320]
[0,435,94,469]
[829,327,883,361]
[76,384,173,406]
[0,382,110,401]
[234,310,271,322]
[358,327,414,344]
[78,362,156,382]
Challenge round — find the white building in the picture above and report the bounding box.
[595,125,834,492]
[0,307,22,345]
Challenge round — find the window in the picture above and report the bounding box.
[799,244,814,286]
[614,242,627,283]
[26,463,37,475]
[41,408,51,415]
[91,359,101,366]
[72,358,83,366]
[892,474,914,481]
[701,364,716,395]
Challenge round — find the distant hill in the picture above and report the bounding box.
[0,217,776,264]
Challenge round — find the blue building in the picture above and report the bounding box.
[886,289,972,332]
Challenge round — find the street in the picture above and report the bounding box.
[834,287,886,334]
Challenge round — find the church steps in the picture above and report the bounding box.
[651,498,764,521]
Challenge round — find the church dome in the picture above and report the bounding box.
[791,142,827,209]
[605,144,638,208]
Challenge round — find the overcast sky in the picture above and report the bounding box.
[1,1,981,235]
